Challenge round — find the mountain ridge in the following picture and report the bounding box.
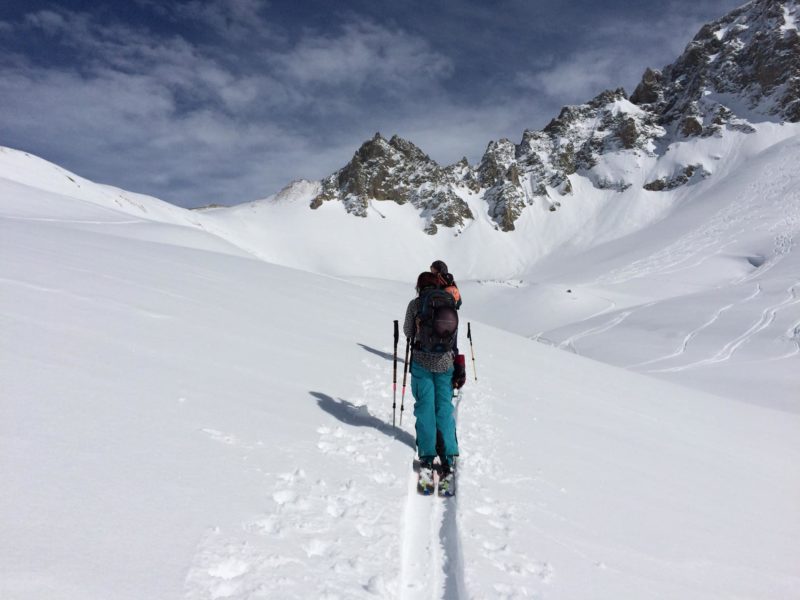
[300,0,799,234]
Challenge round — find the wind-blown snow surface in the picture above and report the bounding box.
[2,146,800,598]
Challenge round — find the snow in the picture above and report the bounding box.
[782,4,797,32]
[607,98,646,117]
[2,117,800,598]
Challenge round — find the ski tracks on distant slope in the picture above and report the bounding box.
[594,200,750,286]
[628,284,761,369]
[556,299,661,355]
[596,158,800,287]
[558,310,634,354]
[648,282,800,372]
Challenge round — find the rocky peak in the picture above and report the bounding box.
[632,0,800,128]
[310,133,473,234]
[472,87,665,230]
[478,138,517,187]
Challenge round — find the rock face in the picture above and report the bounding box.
[643,165,710,191]
[467,88,663,230]
[308,0,799,233]
[311,133,473,234]
[631,0,800,130]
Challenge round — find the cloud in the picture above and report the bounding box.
[0,6,463,206]
[516,53,626,105]
[134,0,279,43]
[513,2,744,105]
[0,0,747,207]
[23,10,69,34]
[273,21,453,90]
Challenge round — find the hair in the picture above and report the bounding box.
[416,271,443,293]
[430,260,449,276]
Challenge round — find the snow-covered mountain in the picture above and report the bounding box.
[2,142,799,600]
[274,0,800,236]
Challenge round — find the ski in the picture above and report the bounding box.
[437,471,455,497]
[412,458,455,497]
[438,458,456,497]
[416,461,435,495]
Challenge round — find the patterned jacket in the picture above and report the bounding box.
[403,298,454,373]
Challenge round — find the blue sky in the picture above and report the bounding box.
[0,0,743,207]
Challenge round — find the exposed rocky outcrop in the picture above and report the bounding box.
[311,133,473,234]
[643,164,710,191]
[631,0,800,131]
[474,88,663,230]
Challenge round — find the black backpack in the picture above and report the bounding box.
[415,287,459,354]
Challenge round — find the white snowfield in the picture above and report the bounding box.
[1,123,799,600]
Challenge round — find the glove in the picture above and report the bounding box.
[452,354,466,389]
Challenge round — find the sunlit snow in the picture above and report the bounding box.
[2,120,799,598]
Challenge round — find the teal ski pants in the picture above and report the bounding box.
[411,361,459,462]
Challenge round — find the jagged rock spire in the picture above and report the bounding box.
[311,134,473,234]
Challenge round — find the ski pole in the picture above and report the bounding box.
[392,320,399,427]
[400,336,412,425]
[467,322,478,381]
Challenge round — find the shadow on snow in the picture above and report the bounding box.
[309,391,415,451]
[356,342,406,363]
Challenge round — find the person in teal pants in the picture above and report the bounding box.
[403,271,460,482]
[410,362,458,462]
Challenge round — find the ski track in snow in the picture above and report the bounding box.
[454,376,555,598]
[399,372,555,599]
[588,168,800,373]
[182,353,554,599]
[783,317,800,358]
[596,161,800,287]
[558,310,634,354]
[398,394,466,600]
[650,282,800,372]
[0,276,175,320]
[594,199,751,285]
[628,283,762,369]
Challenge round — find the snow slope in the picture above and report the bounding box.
[516,126,800,412]
[2,149,799,598]
[192,122,800,411]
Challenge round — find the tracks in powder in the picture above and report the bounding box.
[398,396,465,600]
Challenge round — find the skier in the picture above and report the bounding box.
[430,260,461,309]
[404,271,460,495]
[430,259,466,379]
[428,260,466,466]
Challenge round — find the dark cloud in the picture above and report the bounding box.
[0,0,743,207]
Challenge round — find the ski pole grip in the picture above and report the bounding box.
[467,322,472,340]
[393,320,399,345]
